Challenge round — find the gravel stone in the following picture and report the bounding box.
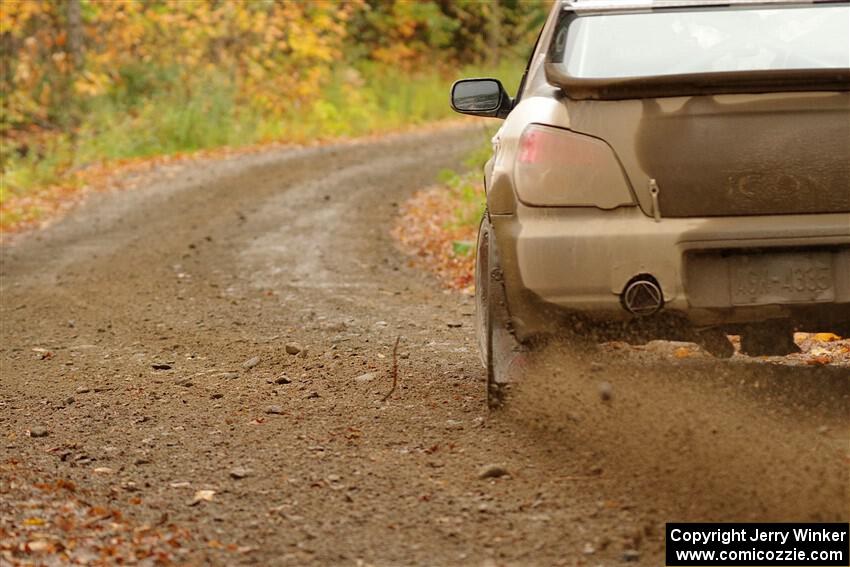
[285,343,302,355]
[229,466,252,479]
[478,464,509,479]
[29,426,49,438]
[355,372,376,383]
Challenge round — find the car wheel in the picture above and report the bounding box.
[740,325,799,356]
[694,328,735,358]
[475,214,515,409]
[474,216,490,369]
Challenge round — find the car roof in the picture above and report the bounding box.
[562,0,839,13]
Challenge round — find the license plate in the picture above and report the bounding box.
[730,252,834,306]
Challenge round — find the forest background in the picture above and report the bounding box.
[1,0,548,228]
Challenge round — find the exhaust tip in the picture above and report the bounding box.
[622,276,663,316]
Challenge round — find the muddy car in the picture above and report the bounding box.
[451,0,850,405]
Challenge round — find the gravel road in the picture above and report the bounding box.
[1,125,848,566]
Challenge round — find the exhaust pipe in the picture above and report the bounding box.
[622,275,664,316]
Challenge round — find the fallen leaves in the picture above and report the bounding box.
[814,332,842,342]
[793,333,849,366]
[1,459,193,565]
[190,489,216,506]
[600,333,850,367]
[392,172,484,294]
[23,540,51,553]
[673,346,695,359]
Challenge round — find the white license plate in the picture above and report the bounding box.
[730,252,834,306]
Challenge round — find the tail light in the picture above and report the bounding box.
[514,123,634,209]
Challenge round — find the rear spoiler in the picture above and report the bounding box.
[544,64,850,100]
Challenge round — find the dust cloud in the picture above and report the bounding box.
[502,341,850,523]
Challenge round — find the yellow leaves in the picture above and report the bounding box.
[814,332,842,342]
[312,11,335,33]
[289,33,336,63]
[673,346,695,359]
[788,333,850,365]
[374,45,417,65]
[0,0,53,37]
[14,59,32,82]
[23,518,45,526]
[2,0,358,135]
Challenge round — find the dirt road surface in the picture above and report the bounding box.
[2,125,848,566]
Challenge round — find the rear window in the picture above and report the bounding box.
[554,4,849,79]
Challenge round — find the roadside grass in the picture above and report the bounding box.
[0,59,523,232]
[443,139,495,231]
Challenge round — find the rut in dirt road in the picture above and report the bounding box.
[2,125,848,566]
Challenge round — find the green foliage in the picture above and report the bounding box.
[0,0,548,219]
[452,240,474,257]
[2,135,78,204]
[3,56,524,201]
[438,133,498,254]
[442,169,486,234]
[86,74,261,159]
[464,135,498,170]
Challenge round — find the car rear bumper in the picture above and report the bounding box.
[490,205,850,340]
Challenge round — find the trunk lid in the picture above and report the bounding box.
[564,91,850,217]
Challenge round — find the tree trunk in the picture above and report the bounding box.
[487,1,501,67]
[67,0,83,70]
[63,0,83,131]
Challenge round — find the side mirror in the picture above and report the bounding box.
[450,78,512,119]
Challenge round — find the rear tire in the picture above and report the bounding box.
[694,328,735,358]
[475,215,515,410]
[740,325,799,356]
